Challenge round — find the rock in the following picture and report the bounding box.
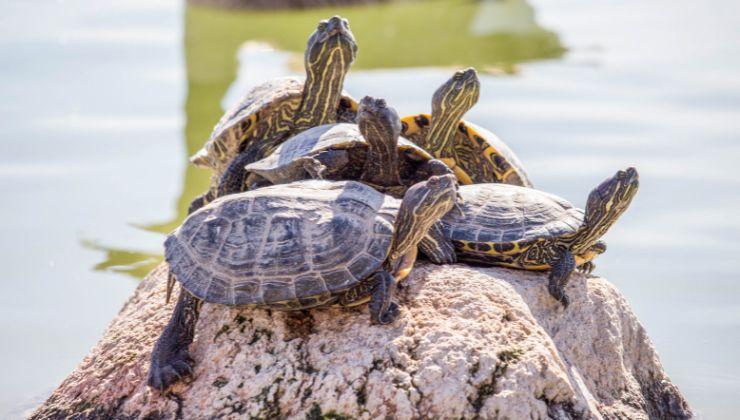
[187,0,391,10]
[31,262,692,419]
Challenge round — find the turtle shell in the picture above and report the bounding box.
[190,77,358,180]
[245,122,434,188]
[401,114,532,187]
[164,180,398,308]
[439,183,582,267]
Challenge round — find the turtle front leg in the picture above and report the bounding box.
[188,190,215,214]
[412,158,454,184]
[148,288,202,390]
[418,223,457,264]
[368,270,399,325]
[548,249,576,308]
[216,150,262,197]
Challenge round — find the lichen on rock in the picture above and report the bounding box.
[31,263,692,419]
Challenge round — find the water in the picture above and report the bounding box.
[1,0,738,417]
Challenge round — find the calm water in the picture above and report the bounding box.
[1,0,739,417]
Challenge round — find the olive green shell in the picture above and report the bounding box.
[244,122,434,187]
[164,180,398,308]
[190,77,358,180]
[439,183,582,268]
[401,114,532,187]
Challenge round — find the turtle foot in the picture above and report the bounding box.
[547,284,570,309]
[577,261,595,275]
[147,350,194,391]
[374,302,400,325]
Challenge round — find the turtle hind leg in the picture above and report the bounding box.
[148,288,202,390]
[548,249,576,308]
[368,271,399,325]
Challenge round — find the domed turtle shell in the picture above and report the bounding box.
[244,122,434,189]
[164,179,398,308]
[190,77,358,178]
[402,115,532,187]
[439,183,582,262]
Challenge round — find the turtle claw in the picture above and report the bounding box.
[148,352,194,391]
[578,261,595,275]
[377,302,400,325]
[548,284,569,309]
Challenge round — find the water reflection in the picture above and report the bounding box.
[94,0,564,277]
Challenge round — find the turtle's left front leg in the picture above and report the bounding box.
[368,270,399,325]
[548,249,576,308]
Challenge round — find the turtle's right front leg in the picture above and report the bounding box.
[148,288,202,390]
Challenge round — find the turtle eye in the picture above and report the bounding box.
[318,21,328,31]
[427,177,440,188]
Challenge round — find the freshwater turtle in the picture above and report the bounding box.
[421,168,639,307]
[188,16,358,211]
[148,175,458,390]
[401,68,532,186]
[231,96,452,198]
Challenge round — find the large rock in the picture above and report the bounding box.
[32,263,691,419]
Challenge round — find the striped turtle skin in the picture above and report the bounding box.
[422,168,639,307]
[401,68,532,187]
[188,16,359,210]
[243,97,451,199]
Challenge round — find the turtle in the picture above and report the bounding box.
[401,68,533,187]
[188,15,359,212]
[147,174,458,390]
[420,167,639,307]
[215,96,453,199]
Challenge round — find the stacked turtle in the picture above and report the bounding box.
[147,15,640,390]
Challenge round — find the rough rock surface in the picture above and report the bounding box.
[32,263,692,419]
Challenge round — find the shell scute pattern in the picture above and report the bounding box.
[167,180,393,307]
[194,77,358,178]
[310,214,369,271]
[443,184,584,245]
[401,115,532,186]
[246,123,431,185]
[257,215,311,276]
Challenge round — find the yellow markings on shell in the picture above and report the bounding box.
[339,295,371,307]
[400,115,424,136]
[436,157,473,185]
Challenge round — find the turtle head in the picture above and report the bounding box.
[358,96,402,145]
[573,167,639,253]
[428,68,481,153]
[358,96,404,187]
[306,16,357,67]
[390,174,458,262]
[298,16,357,128]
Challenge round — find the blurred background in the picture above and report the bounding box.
[1,0,739,417]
